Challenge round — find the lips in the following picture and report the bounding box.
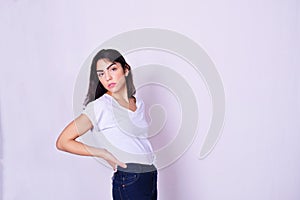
[108,83,116,88]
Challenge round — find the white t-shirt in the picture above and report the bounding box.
[82,93,155,165]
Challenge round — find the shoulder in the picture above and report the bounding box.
[82,94,111,126]
[133,94,145,110]
[134,92,145,103]
[84,94,111,112]
[94,94,110,107]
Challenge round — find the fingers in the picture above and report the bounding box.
[113,162,127,171]
[107,160,126,171]
[103,149,127,170]
[117,161,127,169]
[113,164,118,172]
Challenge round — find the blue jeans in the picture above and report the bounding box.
[112,164,158,200]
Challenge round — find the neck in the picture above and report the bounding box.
[107,87,129,103]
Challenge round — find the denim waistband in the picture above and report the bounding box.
[117,163,157,173]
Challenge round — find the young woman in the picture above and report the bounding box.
[56,49,157,199]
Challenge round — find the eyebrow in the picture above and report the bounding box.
[96,62,116,72]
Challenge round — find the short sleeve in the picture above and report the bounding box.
[82,102,99,131]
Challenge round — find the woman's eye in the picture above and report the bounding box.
[109,67,118,73]
[98,72,104,77]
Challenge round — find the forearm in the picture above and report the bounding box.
[57,138,127,169]
[57,139,107,158]
[56,116,127,169]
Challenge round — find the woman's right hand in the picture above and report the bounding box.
[102,149,127,171]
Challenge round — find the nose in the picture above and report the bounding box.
[105,70,112,81]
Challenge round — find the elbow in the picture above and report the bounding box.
[56,137,65,151]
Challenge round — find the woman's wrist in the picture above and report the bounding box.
[84,145,108,158]
[98,148,108,158]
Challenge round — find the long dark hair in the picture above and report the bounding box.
[84,49,136,106]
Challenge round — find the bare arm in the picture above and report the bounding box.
[56,114,127,170]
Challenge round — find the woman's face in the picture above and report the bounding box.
[96,58,128,94]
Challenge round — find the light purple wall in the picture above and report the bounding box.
[0,1,299,200]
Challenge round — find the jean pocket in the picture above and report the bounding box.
[122,173,140,186]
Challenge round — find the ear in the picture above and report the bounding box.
[124,66,129,77]
[125,69,129,77]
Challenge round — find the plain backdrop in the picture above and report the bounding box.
[0,0,299,200]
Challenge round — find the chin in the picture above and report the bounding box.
[107,88,118,94]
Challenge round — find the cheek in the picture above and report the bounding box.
[114,72,126,80]
[99,79,107,87]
